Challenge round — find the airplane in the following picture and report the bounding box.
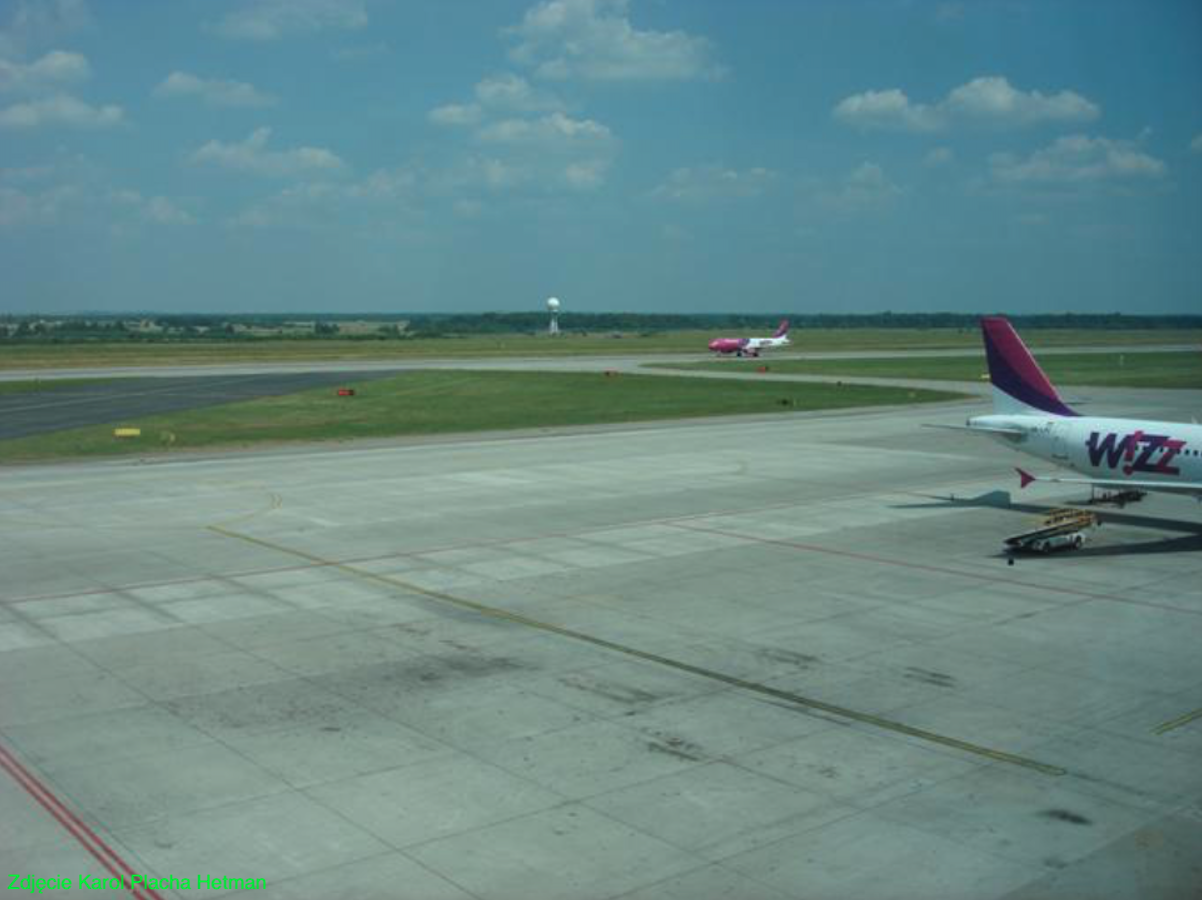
[708,320,790,357]
[940,316,1202,499]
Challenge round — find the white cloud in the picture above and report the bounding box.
[154,71,277,108]
[989,135,1167,185]
[227,165,421,229]
[833,88,939,132]
[189,127,345,178]
[341,167,418,201]
[0,49,89,93]
[651,164,776,203]
[430,73,561,127]
[477,111,612,146]
[944,76,1098,125]
[0,182,77,227]
[0,163,53,182]
[466,111,616,190]
[474,72,560,112]
[834,75,1098,132]
[0,91,120,129]
[0,48,123,134]
[452,157,528,191]
[433,151,607,194]
[821,162,903,211]
[429,103,482,126]
[505,0,721,82]
[210,0,366,41]
[1,163,193,230]
[111,189,194,225]
[563,159,607,189]
[1191,134,1202,154]
[0,0,91,58]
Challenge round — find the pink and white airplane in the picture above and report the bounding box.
[951,316,1202,499]
[708,320,790,357]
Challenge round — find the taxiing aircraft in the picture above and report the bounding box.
[945,317,1202,499]
[708,320,790,357]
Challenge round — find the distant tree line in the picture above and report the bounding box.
[400,311,1202,336]
[1,311,1199,343]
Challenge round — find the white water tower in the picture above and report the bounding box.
[547,296,561,336]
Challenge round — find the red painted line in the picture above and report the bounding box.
[673,521,1202,618]
[0,742,165,900]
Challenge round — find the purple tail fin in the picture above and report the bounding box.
[774,319,789,338]
[981,317,1077,417]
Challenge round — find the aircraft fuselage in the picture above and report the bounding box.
[971,412,1202,497]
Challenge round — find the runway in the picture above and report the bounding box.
[0,372,400,442]
[2,387,1202,898]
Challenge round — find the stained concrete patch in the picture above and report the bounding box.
[0,670,146,726]
[471,717,711,799]
[615,863,795,900]
[621,689,834,759]
[113,649,294,701]
[114,791,388,898]
[0,643,105,685]
[254,851,476,900]
[0,775,92,853]
[721,811,1034,899]
[163,678,359,738]
[245,628,426,677]
[1000,809,1202,900]
[3,703,214,773]
[335,680,596,752]
[49,742,289,830]
[739,724,983,807]
[585,761,854,860]
[219,707,451,789]
[529,659,723,718]
[69,625,233,669]
[305,753,563,849]
[407,804,701,900]
[871,765,1155,869]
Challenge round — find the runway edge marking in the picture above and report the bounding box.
[0,742,166,900]
[207,525,1067,777]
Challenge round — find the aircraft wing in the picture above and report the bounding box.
[923,423,1027,437]
[1016,468,1202,497]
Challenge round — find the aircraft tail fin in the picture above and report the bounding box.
[981,317,1078,417]
[774,319,789,338]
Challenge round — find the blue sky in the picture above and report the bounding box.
[1,0,1200,314]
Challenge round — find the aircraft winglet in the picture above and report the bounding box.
[1016,468,1036,489]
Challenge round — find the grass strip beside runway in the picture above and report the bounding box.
[649,350,1201,389]
[0,369,963,462]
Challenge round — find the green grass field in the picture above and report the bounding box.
[0,370,965,463]
[649,350,1202,389]
[2,328,1198,370]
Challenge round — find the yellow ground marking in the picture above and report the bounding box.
[1152,707,1202,735]
[208,491,283,529]
[207,524,1067,777]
